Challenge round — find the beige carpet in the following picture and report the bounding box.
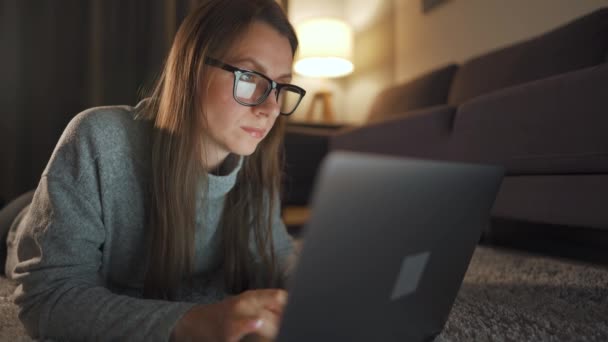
[438,246,608,341]
[0,276,28,341]
[1,246,607,341]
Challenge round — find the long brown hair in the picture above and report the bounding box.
[137,0,298,299]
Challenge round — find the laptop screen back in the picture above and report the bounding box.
[277,151,504,342]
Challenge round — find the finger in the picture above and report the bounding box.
[264,299,285,318]
[251,289,288,312]
[230,289,283,317]
[251,310,281,340]
[226,318,265,342]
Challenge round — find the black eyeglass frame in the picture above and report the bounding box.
[205,57,306,116]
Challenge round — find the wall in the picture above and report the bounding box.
[288,0,395,124]
[395,0,608,82]
[343,0,395,124]
[288,0,608,124]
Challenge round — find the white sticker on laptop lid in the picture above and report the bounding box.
[390,251,431,301]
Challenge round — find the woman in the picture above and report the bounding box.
[3,0,306,340]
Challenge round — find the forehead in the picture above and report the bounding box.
[225,21,293,77]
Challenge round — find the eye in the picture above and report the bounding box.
[240,72,255,82]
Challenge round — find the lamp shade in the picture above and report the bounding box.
[294,18,354,78]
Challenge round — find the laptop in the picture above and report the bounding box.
[277,151,504,342]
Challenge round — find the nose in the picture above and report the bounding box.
[255,89,281,117]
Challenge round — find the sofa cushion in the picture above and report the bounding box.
[450,64,608,175]
[333,105,457,160]
[492,174,608,229]
[448,8,608,105]
[367,64,458,123]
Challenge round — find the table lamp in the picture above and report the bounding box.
[294,17,354,123]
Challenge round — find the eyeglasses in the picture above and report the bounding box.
[205,57,306,116]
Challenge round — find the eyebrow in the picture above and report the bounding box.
[232,57,292,80]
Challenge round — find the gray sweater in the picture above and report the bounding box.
[5,101,295,341]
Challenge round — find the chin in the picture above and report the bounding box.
[231,143,259,156]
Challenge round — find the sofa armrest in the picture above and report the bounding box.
[451,63,608,174]
[330,105,457,160]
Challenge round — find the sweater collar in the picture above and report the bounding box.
[206,155,243,199]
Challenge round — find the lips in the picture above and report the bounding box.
[241,126,266,139]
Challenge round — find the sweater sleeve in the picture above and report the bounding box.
[269,199,299,286]
[10,175,197,341]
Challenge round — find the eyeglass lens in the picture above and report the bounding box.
[234,72,302,114]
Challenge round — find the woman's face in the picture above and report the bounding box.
[202,21,293,169]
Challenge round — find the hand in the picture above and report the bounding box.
[241,334,274,342]
[171,289,288,342]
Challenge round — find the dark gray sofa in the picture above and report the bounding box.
[283,8,608,230]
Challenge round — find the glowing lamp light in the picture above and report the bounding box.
[294,18,354,78]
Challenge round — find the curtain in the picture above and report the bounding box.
[0,0,196,206]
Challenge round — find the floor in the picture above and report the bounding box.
[3,244,606,341]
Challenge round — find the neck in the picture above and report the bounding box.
[208,154,238,176]
[202,146,230,173]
